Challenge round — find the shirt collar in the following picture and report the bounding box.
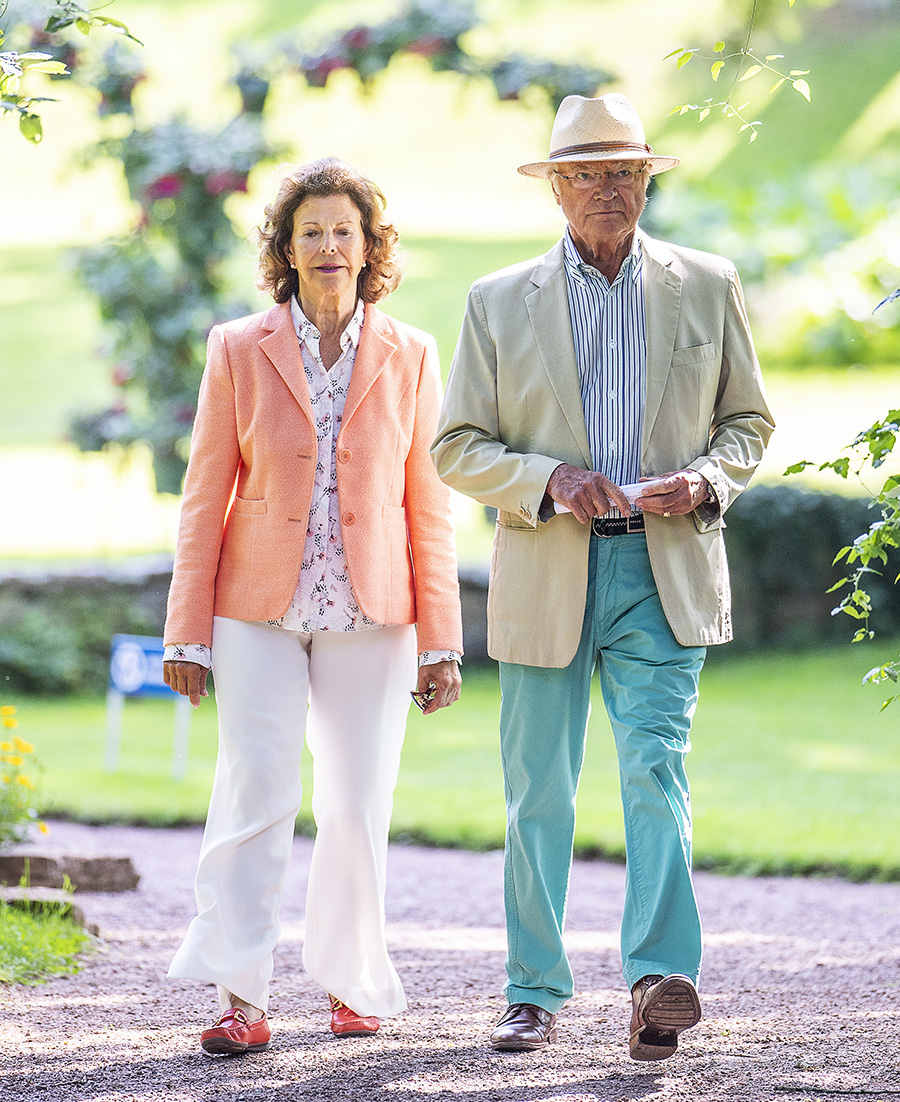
[290,296,366,350]
[563,227,643,285]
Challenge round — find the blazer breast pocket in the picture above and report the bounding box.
[671,342,716,368]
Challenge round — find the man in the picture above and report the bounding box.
[432,93,773,1061]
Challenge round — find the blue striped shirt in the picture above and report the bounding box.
[563,229,646,507]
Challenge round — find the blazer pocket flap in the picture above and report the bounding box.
[672,342,716,367]
[231,496,267,515]
[496,510,533,531]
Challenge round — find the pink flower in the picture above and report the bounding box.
[112,364,133,387]
[204,170,249,196]
[146,174,183,200]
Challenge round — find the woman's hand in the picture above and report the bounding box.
[163,660,210,709]
[414,660,461,716]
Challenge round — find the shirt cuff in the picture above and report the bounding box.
[163,643,212,668]
[418,650,462,666]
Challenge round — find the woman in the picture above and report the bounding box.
[162,157,463,1054]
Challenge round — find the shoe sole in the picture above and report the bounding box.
[491,1026,558,1052]
[201,1038,270,1055]
[630,976,701,1062]
[331,1028,379,1038]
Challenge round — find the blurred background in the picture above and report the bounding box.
[2,0,899,879]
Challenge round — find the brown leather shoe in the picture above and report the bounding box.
[200,1008,270,1055]
[629,974,701,1061]
[490,1003,558,1051]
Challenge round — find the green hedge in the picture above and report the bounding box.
[724,484,900,651]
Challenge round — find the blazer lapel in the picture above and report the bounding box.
[640,232,682,453]
[258,301,315,432]
[525,241,593,468]
[342,306,397,426]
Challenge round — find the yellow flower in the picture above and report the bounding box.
[2,717,19,729]
[1,774,10,784]
[13,737,33,754]
[15,774,35,790]
[1,754,23,767]
[0,706,16,717]
[0,741,12,753]
[38,821,49,835]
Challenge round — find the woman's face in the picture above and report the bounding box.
[286,193,369,305]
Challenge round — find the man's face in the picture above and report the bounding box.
[550,160,649,257]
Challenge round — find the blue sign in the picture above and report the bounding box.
[108,634,171,698]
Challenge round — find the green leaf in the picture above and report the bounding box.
[714,42,725,53]
[679,104,692,115]
[765,55,785,61]
[676,51,695,69]
[739,64,762,81]
[792,78,811,102]
[699,107,710,121]
[711,60,725,81]
[19,112,42,142]
[769,77,786,93]
[784,460,813,475]
[663,48,685,60]
[76,19,92,35]
[666,105,684,117]
[738,122,750,132]
[22,61,68,75]
[789,70,810,76]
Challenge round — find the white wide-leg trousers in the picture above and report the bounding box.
[167,616,416,1017]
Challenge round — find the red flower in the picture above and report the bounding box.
[146,174,183,200]
[205,170,249,197]
[342,27,372,51]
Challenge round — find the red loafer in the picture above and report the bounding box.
[201,1008,271,1054]
[329,995,379,1037]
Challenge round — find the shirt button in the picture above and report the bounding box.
[338,448,352,462]
[343,512,356,525]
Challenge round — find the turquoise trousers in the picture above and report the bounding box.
[498,531,706,1013]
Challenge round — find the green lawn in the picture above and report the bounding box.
[7,641,900,879]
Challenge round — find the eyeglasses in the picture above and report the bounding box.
[554,165,648,190]
[410,684,436,713]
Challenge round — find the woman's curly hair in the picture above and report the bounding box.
[256,158,403,305]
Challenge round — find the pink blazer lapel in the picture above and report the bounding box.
[257,302,315,431]
[342,305,399,426]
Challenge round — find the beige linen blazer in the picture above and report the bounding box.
[432,231,774,666]
[165,301,463,655]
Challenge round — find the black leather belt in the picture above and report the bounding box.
[592,514,645,538]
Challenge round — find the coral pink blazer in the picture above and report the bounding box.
[164,300,463,655]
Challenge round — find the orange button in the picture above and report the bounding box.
[338,449,352,462]
[343,512,356,525]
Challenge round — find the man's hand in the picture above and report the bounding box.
[163,660,210,709]
[545,463,631,523]
[637,471,711,517]
[414,660,461,716]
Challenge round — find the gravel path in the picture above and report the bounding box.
[1,819,899,1102]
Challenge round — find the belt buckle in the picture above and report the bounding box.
[592,517,611,538]
[625,512,642,534]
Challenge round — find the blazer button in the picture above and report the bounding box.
[343,512,356,525]
[338,448,352,462]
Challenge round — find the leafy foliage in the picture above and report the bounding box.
[786,402,900,708]
[665,0,810,141]
[0,0,137,142]
[0,707,45,852]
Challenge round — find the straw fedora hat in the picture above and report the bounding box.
[518,93,679,178]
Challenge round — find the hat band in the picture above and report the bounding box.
[550,140,653,160]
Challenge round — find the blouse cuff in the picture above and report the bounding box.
[418,650,462,667]
[163,643,212,668]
